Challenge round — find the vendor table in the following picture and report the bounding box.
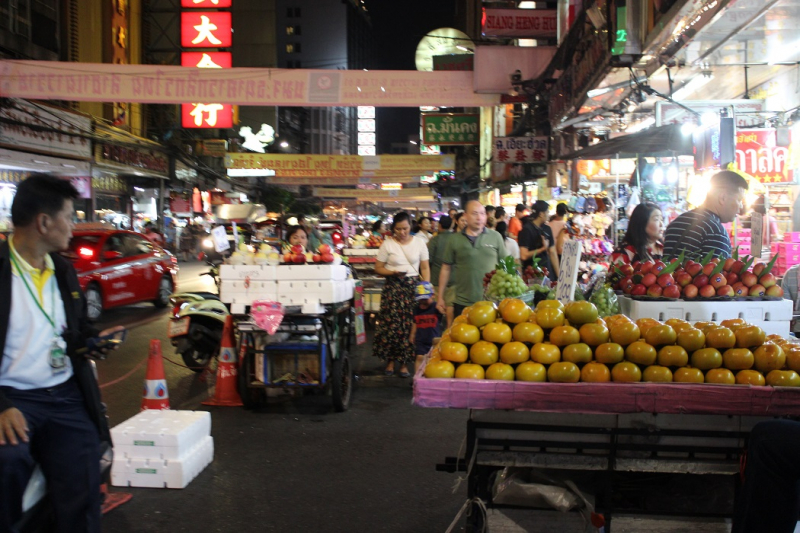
[416,375,800,532]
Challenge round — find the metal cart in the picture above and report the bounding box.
[235,300,354,412]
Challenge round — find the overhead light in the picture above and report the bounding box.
[653,167,664,184]
[280,141,289,148]
[134,186,145,192]
[668,166,679,183]
[673,75,714,101]
[701,112,718,126]
[681,123,697,136]
[627,103,637,112]
[768,39,800,65]
[587,87,612,98]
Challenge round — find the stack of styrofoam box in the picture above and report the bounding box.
[111,410,213,489]
[732,228,751,256]
[772,240,800,277]
[618,295,792,337]
[276,265,354,307]
[219,265,278,309]
[343,248,379,257]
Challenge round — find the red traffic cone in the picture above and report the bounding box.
[142,339,170,410]
[203,315,243,406]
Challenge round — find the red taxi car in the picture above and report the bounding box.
[61,226,179,321]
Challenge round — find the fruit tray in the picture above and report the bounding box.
[629,295,784,302]
[413,372,800,416]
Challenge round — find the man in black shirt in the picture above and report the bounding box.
[663,170,748,260]
[519,200,560,280]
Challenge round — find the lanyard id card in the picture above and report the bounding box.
[50,335,68,375]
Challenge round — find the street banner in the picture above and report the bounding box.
[481,8,558,39]
[422,114,479,145]
[492,137,549,163]
[0,61,501,108]
[267,176,420,186]
[226,153,455,178]
[313,187,433,200]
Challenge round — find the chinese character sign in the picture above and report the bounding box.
[181,0,232,6]
[492,137,549,164]
[182,103,233,128]
[181,52,232,69]
[181,12,232,48]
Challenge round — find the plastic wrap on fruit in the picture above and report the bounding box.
[589,287,619,317]
[250,301,285,334]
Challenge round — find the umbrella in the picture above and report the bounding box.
[561,124,693,160]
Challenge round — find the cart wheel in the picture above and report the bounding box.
[331,351,353,412]
[238,352,265,410]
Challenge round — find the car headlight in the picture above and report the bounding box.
[203,238,213,248]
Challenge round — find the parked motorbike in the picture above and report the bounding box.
[168,261,229,372]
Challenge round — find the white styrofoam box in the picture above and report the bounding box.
[112,435,213,489]
[219,280,277,304]
[277,279,354,305]
[111,410,211,459]
[219,264,276,281]
[231,303,246,315]
[343,248,379,257]
[618,295,792,323]
[276,264,348,281]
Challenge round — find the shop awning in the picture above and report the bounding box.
[561,124,694,160]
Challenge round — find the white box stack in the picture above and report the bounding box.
[343,248,379,257]
[111,410,213,489]
[618,295,792,337]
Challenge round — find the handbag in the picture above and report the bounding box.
[395,238,428,294]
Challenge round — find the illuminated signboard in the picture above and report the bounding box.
[358,119,376,132]
[181,0,233,7]
[357,106,376,119]
[181,12,232,48]
[358,146,377,156]
[380,183,403,190]
[181,52,232,69]
[358,132,376,145]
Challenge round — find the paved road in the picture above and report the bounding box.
[96,261,469,532]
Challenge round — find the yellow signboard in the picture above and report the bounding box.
[267,176,419,186]
[226,153,455,178]
[313,187,433,201]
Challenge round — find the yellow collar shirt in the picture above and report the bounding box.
[0,237,71,389]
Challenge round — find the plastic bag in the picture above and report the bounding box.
[589,285,619,318]
[250,301,284,334]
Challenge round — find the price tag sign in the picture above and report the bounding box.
[211,225,230,253]
[750,215,763,258]
[555,240,582,304]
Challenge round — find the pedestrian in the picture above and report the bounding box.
[494,206,507,224]
[611,202,664,265]
[496,221,520,263]
[454,212,467,233]
[180,223,197,262]
[371,219,384,237]
[163,219,177,253]
[549,203,568,245]
[0,173,121,533]
[284,225,314,253]
[410,282,442,371]
[485,205,496,220]
[519,200,560,281]
[427,215,456,328]
[448,208,458,221]
[297,214,329,250]
[732,419,800,533]
[436,201,506,317]
[416,216,433,244]
[663,170,748,259]
[373,212,431,378]
[143,222,164,246]
[508,203,528,240]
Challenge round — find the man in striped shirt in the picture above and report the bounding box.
[663,171,748,260]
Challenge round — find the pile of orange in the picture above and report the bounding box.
[423,298,800,387]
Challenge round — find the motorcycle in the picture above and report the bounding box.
[167,261,229,372]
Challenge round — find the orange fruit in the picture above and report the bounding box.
[469,341,499,366]
[705,327,736,350]
[452,315,468,326]
[611,362,642,382]
[530,343,560,364]
[657,345,689,367]
[581,362,611,382]
[450,323,480,345]
[766,369,800,387]
[722,348,754,370]
[753,343,786,374]
[455,363,485,380]
[512,322,545,344]
[644,325,677,347]
[564,301,599,325]
[547,362,581,383]
[468,303,497,328]
[674,367,704,383]
[536,308,565,329]
[499,342,531,364]
[735,369,765,386]
[721,318,746,329]
[677,329,706,352]
[482,322,512,344]
[550,326,581,347]
[440,342,468,363]
[625,341,657,366]
[785,346,800,372]
[705,368,736,384]
[515,361,547,382]
[500,299,532,324]
[643,365,673,383]
[636,318,661,336]
[579,323,610,346]
[691,348,723,370]
[609,321,640,346]
[424,360,455,379]
[595,343,625,364]
[562,343,593,364]
[735,325,766,349]
[536,299,564,311]
[485,362,515,381]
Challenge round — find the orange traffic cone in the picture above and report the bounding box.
[141,339,170,410]
[202,315,243,406]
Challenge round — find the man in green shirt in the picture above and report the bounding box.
[436,201,506,317]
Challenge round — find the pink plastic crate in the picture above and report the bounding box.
[776,254,800,267]
[785,232,800,242]
[775,243,800,255]
[737,229,752,237]
[737,245,751,255]
[773,265,787,277]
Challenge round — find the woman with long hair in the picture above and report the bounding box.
[611,202,664,265]
[373,212,431,377]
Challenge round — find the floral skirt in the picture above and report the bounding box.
[373,275,416,364]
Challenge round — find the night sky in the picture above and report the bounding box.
[366,0,458,152]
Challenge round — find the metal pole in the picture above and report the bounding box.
[615,154,619,249]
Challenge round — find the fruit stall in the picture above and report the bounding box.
[414,294,800,531]
[217,253,358,411]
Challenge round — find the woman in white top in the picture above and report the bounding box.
[496,221,520,263]
[374,212,431,377]
[415,216,433,244]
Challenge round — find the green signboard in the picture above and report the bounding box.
[422,114,479,146]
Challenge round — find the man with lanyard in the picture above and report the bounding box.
[0,174,121,532]
[436,201,506,318]
[519,200,560,281]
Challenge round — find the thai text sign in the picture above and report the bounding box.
[422,114,479,145]
[481,8,558,39]
[736,129,794,184]
[0,61,499,108]
[226,154,456,178]
[493,137,549,163]
[266,176,419,186]
[313,187,433,200]
[556,240,582,304]
[0,100,92,159]
[656,100,766,129]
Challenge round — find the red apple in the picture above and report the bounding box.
[702,263,716,276]
[647,284,663,297]
[732,283,749,297]
[631,284,647,296]
[318,244,332,255]
[663,285,681,299]
[658,274,675,288]
[675,272,693,287]
[683,284,699,299]
[699,284,717,298]
[694,274,709,288]
[631,260,641,272]
[283,253,293,263]
[760,273,777,288]
[724,258,736,271]
[642,273,657,287]
[674,267,686,275]
[726,272,739,285]
[686,263,703,277]
[652,261,667,274]
[623,283,634,295]
[710,273,728,288]
[717,285,735,297]
[641,261,656,274]
[312,253,322,263]
[619,264,634,277]
[766,285,784,297]
[742,272,758,288]
[321,252,335,263]
[710,258,720,265]
[292,254,306,264]
[292,244,304,254]
[753,263,766,276]
[731,260,746,274]
[749,284,766,297]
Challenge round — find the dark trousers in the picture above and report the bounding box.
[732,419,800,533]
[453,303,467,319]
[0,379,101,533]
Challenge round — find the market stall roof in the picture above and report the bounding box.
[561,124,694,160]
